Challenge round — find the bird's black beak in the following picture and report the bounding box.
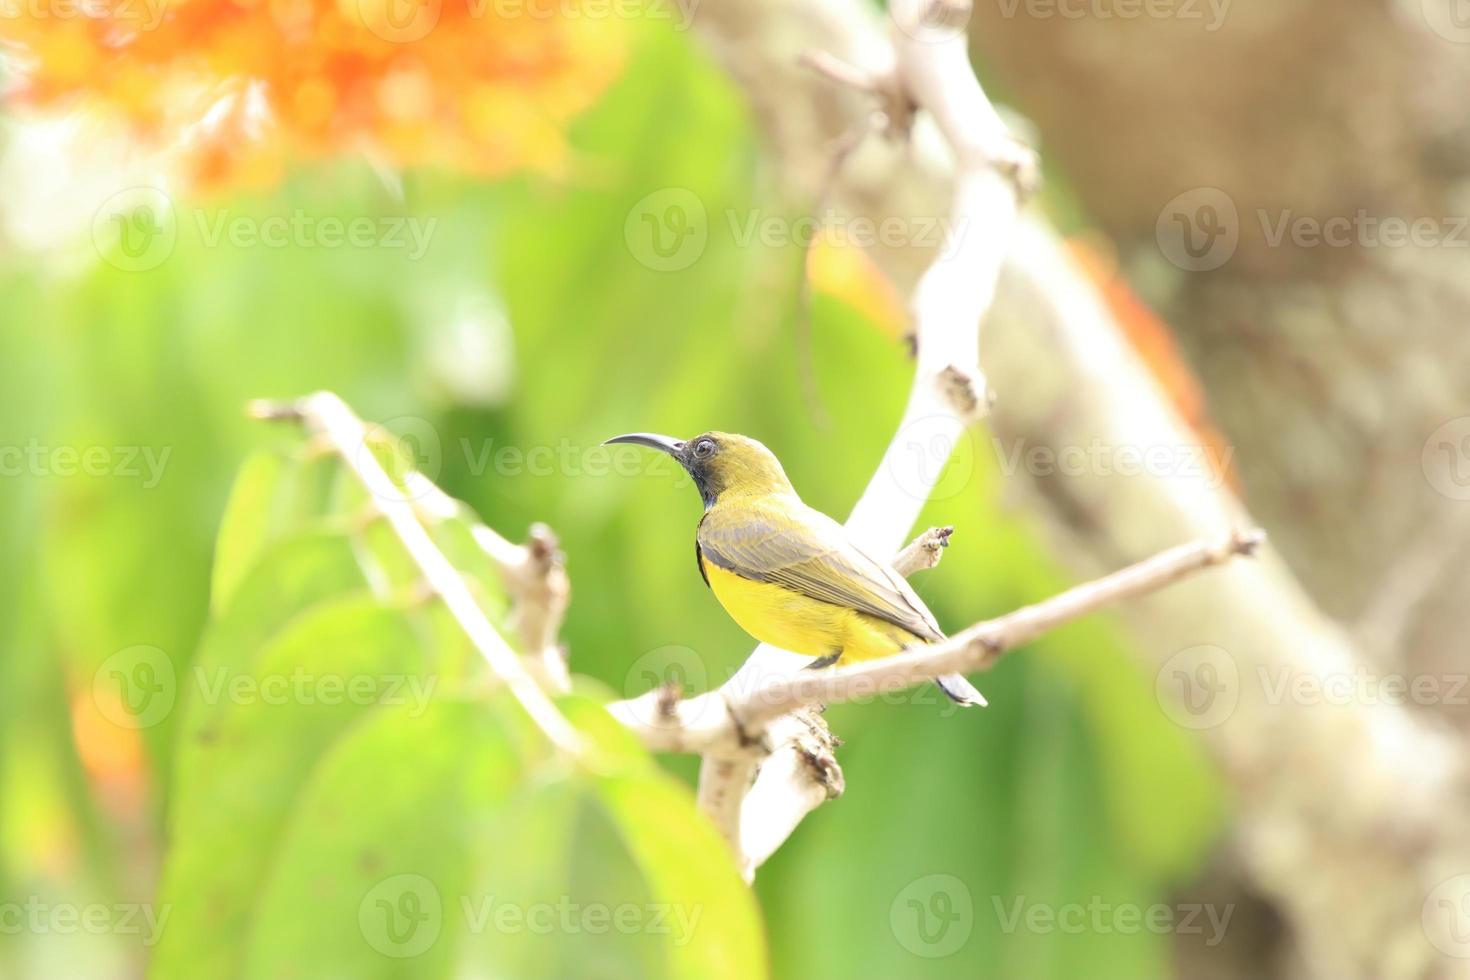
[603,433,686,458]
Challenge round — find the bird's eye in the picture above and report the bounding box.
[694,439,715,459]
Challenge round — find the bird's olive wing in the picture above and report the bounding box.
[697,504,944,642]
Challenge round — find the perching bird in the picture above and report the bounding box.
[604,431,985,707]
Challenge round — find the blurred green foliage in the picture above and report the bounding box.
[0,21,1225,980]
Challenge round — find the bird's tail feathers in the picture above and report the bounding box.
[936,673,987,707]
[802,653,987,708]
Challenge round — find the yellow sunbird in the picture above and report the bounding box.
[605,431,985,707]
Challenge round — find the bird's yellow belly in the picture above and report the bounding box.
[704,563,922,663]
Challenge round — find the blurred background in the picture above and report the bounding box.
[3,0,1469,977]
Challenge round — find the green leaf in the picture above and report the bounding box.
[178,529,370,756]
[157,451,766,979]
[444,693,767,980]
[232,691,768,980]
[155,596,433,979]
[211,450,287,615]
[594,771,767,979]
[569,692,767,980]
[241,698,526,980]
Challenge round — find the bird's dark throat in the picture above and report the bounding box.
[689,463,719,510]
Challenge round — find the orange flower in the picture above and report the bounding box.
[2,0,624,189]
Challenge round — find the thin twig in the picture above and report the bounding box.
[249,393,585,757]
[891,524,954,576]
[406,471,573,688]
[611,527,1263,755]
[730,528,1263,728]
[798,49,881,94]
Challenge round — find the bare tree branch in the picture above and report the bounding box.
[612,528,1261,750]
[736,528,1262,728]
[405,472,574,690]
[737,708,843,875]
[248,392,585,756]
[611,523,961,875]
[891,523,954,576]
[611,522,1262,877]
[677,0,1039,875]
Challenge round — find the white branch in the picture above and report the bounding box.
[473,523,573,690]
[607,523,967,763]
[722,527,1254,876]
[737,709,843,875]
[407,472,574,690]
[249,393,585,756]
[738,528,1262,728]
[684,0,1037,875]
[613,528,1262,753]
[843,0,1038,556]
[891,523,954,576]
[605,681,739,755]
[614,516,1260,879]
[697,754,761,867]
